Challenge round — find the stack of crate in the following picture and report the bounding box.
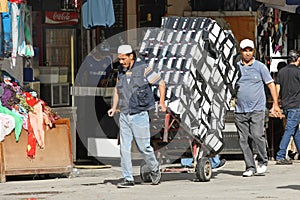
[138,16,240,155]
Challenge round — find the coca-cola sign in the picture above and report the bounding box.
[45,11,79,25]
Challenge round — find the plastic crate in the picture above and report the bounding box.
[59,67,68,83]
[38,67,59,83]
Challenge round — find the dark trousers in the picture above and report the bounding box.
[234,110,268,172]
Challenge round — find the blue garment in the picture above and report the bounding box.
[297,6,300,14]
[81,0,115,29]
[209,155,221,169]
[286,0,300,5]
[235,59,273,113]
[276,108,300,160]
[78,54,113,86]
[1,2,12,57]
[0,14,2,57]
[119,111,159,181]
[276,62,300,160]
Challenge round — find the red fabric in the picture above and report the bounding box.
[24,92,38,107]
[27,117,36,158]
[9,0,23,3]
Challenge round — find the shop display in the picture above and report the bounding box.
[0,70,60,155]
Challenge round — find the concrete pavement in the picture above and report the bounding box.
[0,160,299,200]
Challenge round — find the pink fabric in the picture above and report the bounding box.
[28,101,45,148]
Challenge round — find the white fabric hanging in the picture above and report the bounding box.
[0,113,15,142]
[11,2,19,68]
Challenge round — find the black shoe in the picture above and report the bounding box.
[216,159,226,169]
[288,150,298,160]
[150,169,161,185]
[276,158,293,165]
[117,179,135,188]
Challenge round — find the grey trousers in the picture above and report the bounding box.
[234,110,268,172]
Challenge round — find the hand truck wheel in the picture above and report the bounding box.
[196,157,212,182]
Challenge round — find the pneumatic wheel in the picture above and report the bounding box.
[140,161,152,183]
[196,157,212,182]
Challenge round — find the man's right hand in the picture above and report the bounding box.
[158,103,167,112]
[107,108,115,117]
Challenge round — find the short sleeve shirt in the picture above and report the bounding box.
[277,64,300,109]
[235,59,273,113]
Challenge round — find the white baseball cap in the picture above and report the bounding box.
[240,39,254,49]
[117,45,132,54]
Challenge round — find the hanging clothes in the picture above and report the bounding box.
[0,15,3,58]
[18,3,34,58]
[9,0,23,3]
[0,0,8,58]
[24,4,34,57]
[81,0,115,29]
[78,52,113,86]
[0,0,8,12]
[18,3,26,56]
[11,2,19,68]
[1,2,12,58]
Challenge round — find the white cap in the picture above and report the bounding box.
[240,39,254,49]
[117,45,132,54]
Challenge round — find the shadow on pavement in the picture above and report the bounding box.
[102,170,244,186]
[277,185,300,191]
[103,173,198,186]
[212,170,243,177]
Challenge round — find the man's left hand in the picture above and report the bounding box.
[270,105,282,119]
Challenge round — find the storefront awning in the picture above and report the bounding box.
[257,0,300,13]
[265,3,300,13]
[256,0,285,6]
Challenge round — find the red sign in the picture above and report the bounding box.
[45,12,79,25]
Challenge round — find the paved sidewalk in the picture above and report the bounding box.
[0,160,299,200]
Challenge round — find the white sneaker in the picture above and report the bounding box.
[242,170,254,177]
[257,165,267,174]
